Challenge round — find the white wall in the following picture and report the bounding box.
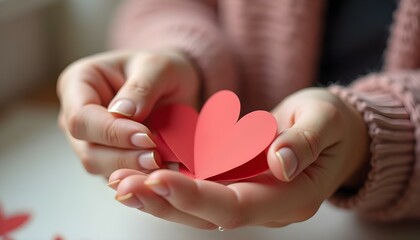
[0,0,53,107]
[53,0,122,68]
[0,0,122,107]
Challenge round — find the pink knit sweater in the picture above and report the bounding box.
[110,0,420,221]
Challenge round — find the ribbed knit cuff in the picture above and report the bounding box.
[328,72,419,221]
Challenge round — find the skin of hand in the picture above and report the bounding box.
[57,49,200,177]
[107,88,370,229]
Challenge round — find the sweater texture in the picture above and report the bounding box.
[110,0,420,221]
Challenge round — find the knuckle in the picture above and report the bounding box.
[221,213,245,229]
[62,59,94,80]
[296,128,321,159]
[57,112,65,131]
[219,204,246,229]
[78,146,100,175]
[59,55,95,75]
[103,119,121,145]
[150,203,173,219]
[72,60,93,72]
[218,188,247,229]
[125,80,153,98]
[67,112,84,139]
[115,153,129,170]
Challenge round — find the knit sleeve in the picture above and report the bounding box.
[108,0,238,97]
[329,71,420,221]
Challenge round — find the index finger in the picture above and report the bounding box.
[57,52,131,125]
[68,104,156,149]
[141,171,321,228]
[57,53,157,148]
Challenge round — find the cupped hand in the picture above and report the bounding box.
[57,49,200,177]
[108,87,370,229]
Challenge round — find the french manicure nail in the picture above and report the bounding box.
[115,193,144,209]
[144,179,169,197]
[131,133,156,148]
[138,151,159,170]
[115,193,133,201]
[276,147,298,181]
[108,99,136,117]
[107,179,121,189]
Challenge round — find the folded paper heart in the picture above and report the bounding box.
[148,90,278,182]
[0,203,31,238]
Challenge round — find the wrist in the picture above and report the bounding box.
[327,74,416,220]
[330,86,371,189]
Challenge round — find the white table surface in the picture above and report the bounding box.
[1,102,419,240]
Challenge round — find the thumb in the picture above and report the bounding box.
[107,54,170,122]
[267,102,342,182]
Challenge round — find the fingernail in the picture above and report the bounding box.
[131,133,156,148]
[107,179,121,190]
[138,151,160,170]
[144,179,169,197]
[108,99,136,117]
[115,193,144,209]
[276,147,298,181]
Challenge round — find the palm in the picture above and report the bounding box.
[109,88,369,229]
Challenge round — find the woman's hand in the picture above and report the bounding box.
[57,49,200,177]
[108,88,370,229]
[267,88,369,187]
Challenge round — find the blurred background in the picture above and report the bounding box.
[1,1,420,239]
[0,0,121,107]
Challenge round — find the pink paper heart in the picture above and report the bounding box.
[0,204,31,238]
[149,90,277,181]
